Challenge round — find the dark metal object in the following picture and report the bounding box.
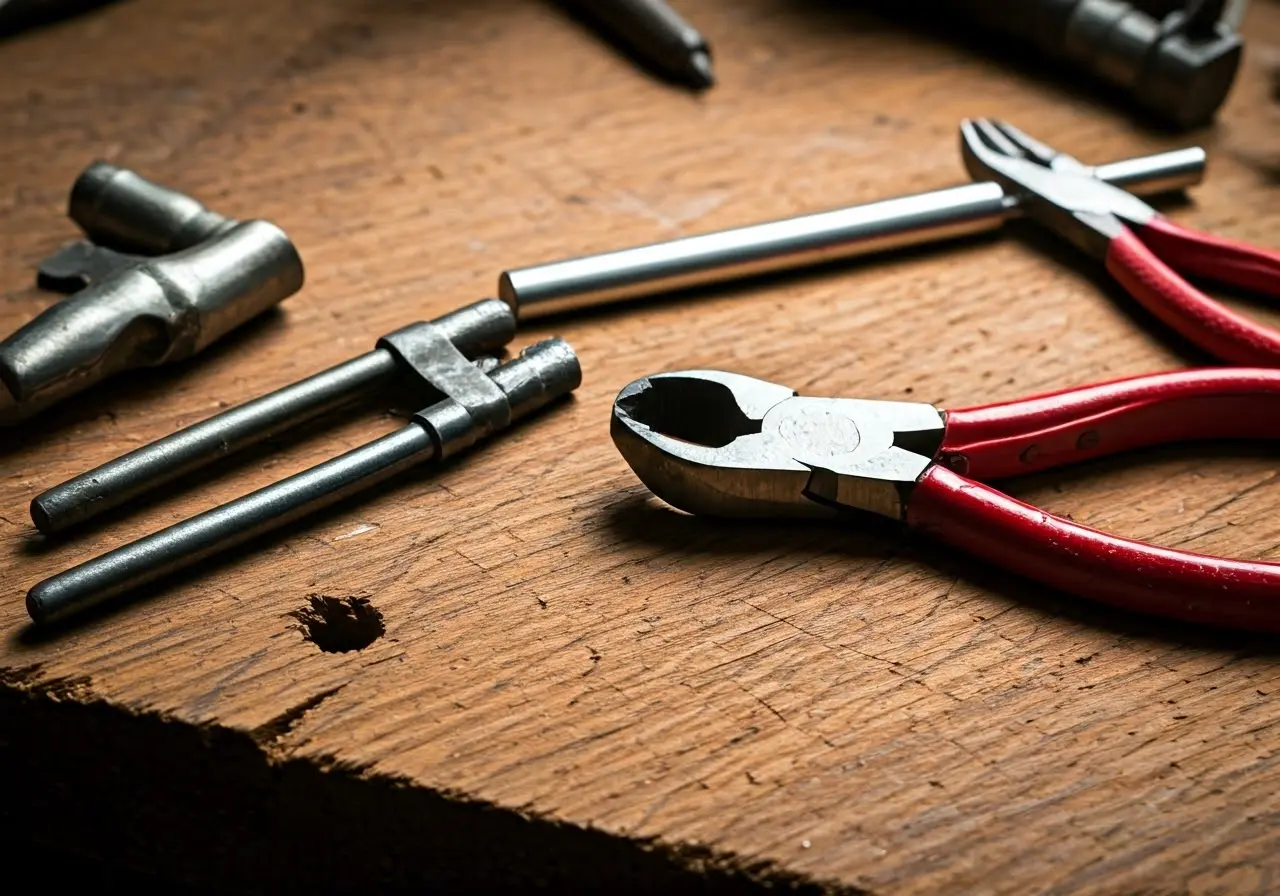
[26,337,582,625]
[560,0,714,89]
[500,144,1206,318]
[70,161,238,255]
[1,221,304,425]
[32,299,518,533]
[38,161,239,291]
[946,0,1244,129]
[35,241,142,293]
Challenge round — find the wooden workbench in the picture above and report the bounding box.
[3,1,1279,891]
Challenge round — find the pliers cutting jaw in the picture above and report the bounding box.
[611,370,945,519]
[959,118,1157,258]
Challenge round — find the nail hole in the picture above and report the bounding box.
[290,595,385,653]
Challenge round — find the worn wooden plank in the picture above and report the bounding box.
[2,0,1280,891]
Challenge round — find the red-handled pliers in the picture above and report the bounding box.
[612,368,1280,631]
[961,119,1280,366]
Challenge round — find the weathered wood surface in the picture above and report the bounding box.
[3,0,1280,891]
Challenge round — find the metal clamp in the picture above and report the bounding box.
[379,323,512,457]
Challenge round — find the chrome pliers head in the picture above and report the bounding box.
[611,370,944,520]
[959,118,1158,258]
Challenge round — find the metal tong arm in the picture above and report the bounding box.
[26,338,582,626]
[31,299,516,534]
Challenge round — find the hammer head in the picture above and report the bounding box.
[0,221,303,424]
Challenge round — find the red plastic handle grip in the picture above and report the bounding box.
[907,466,1280,631]
[1106,227,1280,366]
[1138,216,1280,297]
[941,368,1280,480]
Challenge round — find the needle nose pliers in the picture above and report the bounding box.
[960,118,1280,365]
[612,368,1280,631]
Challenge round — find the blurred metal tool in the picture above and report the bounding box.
[1222,0,1248,30]
[501,143,1205,318]
[560,0,714,89]
[32,299,518,533]
[26,337,582,625]
[945,0,1245,129]
[1,162,300,423]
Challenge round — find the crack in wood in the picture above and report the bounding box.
[249,684,347,753]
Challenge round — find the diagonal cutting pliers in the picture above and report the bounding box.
[612,368,1280,631]
[960,118,1280,366]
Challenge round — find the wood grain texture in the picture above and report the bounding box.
[2,0,1280,891]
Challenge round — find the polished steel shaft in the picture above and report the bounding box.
[500,146,1206,318]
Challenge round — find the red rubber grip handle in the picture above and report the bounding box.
[907,466,1280,631]
[1106,226,1280,366]
[1138,216,1280,297]
[941,368,1280,480]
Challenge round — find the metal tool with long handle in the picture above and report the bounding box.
[501,145,1205,318]
[560,0,714,89]
[961,119,1280,366]
[31,299,517,534]
[613,367,1280,631]
[27,337,582,625]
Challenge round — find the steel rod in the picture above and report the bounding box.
[501,146,1207,318]
[31,350,397,534]
[27,426,433,624]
